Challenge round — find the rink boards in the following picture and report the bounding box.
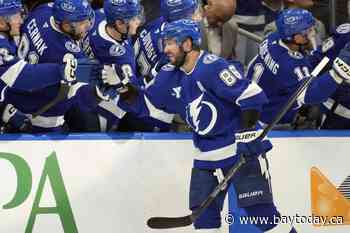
[0,131,349,233]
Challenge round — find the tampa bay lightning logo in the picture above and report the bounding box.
[111,0,126,5]
[167,0,182,6]
[61,1,76,13]
[186,94,218,135]
[336,23,350,34]
[284,16,298,25]
[65,41,81,53]
[109,44,126,57]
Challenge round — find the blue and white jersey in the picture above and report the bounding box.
[86,10,141,88]
[246,32,341,125]
[319,24,350,128]
[311,23,350,64]
[15,5,125,131]
[0,35,80,132]
[18,3,86,64]
[133,17,166,79]
[119,51,267,169]
[0,35,63,93]
[321,83,350,129]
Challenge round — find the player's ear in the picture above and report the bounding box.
[182,38,193,53]
[293,34,305,44]
[115,19,124,28]
[61,20,71,33]
[0,17,8,31]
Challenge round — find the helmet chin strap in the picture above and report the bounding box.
[114,23,129,41]
[1,17,15,39]
[176,41,192,68]
[59,23,78,41]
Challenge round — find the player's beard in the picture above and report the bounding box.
[172,48,186,67]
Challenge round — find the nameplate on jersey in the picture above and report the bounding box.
[109,44,126,57]
[65,41,81,53]
[203,54,219,64]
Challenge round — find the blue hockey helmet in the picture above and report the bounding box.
[162,19,201,47]
[0,0,22,16]
[161,0,198,22]
[104,0,142,25]
[276,8,316,41]
[53,0,93,23]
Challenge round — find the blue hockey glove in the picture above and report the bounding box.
[332,42,350,84]
[235,128,273,158]
[1,104,32,132]
[150,54,169,79]
[95,84,120,101]
[75,58,102,83]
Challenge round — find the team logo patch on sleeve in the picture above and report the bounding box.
[161,64,175,71]
[65,41,81,53]
[203,54,219,64]
[322,37,335,53]
[288,51,303,59]
[336,23,350,34]
[109,44,126,57]
[28,51,39,64]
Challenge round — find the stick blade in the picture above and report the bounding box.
[147,216,193,229]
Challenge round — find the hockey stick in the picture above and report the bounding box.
[31,59,100,118]
[147,56,330,229]
[237,27,263,43]
[32,83,70,118]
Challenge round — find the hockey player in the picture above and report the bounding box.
[319,24,350,129]
[246,8,350,128]
[114,19,300,232]
[18,0,92,63]
[84,0,176,132]
[120,0,199,131]
[0,0,101,133]
[86,0,142,89]
[135,0,199,82]
[18,0,125,132]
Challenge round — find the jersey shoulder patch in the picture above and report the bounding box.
[336,23,350,34]
[322,37,335,53]
[161,64,176,71]
[65,41,81,53]
[109,43,126,57]
[288,50,304,59]
[203,54,219,64]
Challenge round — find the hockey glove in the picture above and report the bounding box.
[95,84,120,101]
[1,104,32,132]
[235,128,273,158]
[75,58,102,83]
[331,42,350,84]
[102,64,129,93]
